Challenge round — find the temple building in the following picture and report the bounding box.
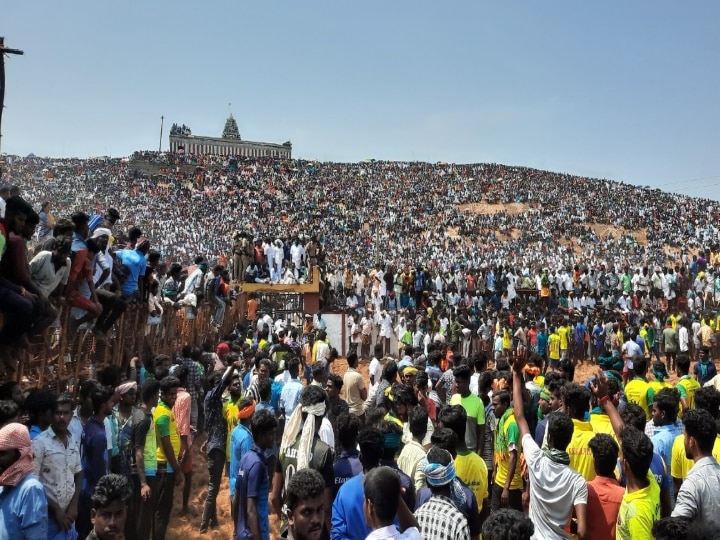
[168,115,292,158]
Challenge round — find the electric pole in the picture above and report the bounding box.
[0,37,25,157]
[159,115,164,153]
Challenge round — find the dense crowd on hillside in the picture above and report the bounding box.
[2,153,720,539]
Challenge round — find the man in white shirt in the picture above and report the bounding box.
[379,310,393,356]
[28,236,71,297]
[511,355,588,539]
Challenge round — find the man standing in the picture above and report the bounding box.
[650,388,683,478]
[491,390,523,512]
[200,363,240,533]
[449,365,485,453]
[585,434,624,539]
[77,384,113,540]
[0,423,48,538]
[511,357,588,539]
[153,376,183,540]
[280,358,305,419]
[130,379,160,540]
[671,409,720,528]
[343,353,367,420]
[172,367,193,516]
[33,394,82,540]
[414,448,470,540]
[228,399,256,500]
[233,409,278,540]
[363,466,422,540]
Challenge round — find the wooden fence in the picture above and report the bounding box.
[14,294,247,393]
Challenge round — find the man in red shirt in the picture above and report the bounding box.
[585,433,624,538]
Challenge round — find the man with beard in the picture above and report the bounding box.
[282,469,326,540]
[0,422,48,538]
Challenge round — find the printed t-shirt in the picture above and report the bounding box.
[455,449,489,504]
[567,419,596,481]
[494,412,523,490]
[616,474,661,540]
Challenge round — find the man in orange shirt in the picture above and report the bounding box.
[586,434,624,539]
[246,293,258,322]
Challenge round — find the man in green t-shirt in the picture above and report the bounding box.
[130,379,160,540]
[449,364,485,452]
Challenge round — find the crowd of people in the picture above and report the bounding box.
[1,152,720,539]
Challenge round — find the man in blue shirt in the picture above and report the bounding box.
[279,358,304,419]
[331,427,384,540]
[228,398,255,499]
[333,413,362,496]
[0,422,48,539]
[115,239,149,300]
[651,387,683,478]
[77,383,114,540]
[233,409,277,540]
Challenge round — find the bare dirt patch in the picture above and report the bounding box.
[457,202,530,215]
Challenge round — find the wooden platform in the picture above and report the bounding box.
[240,266,321,294]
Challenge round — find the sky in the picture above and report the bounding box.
[2,1,720,199]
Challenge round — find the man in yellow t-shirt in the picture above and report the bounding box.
[154,376,183,540]
[548,327,561,371]
[676,354,701,416]
[558,323,570,361]
[564,383,597,480]
[624,357,655,421]
[616,429,661,540]
[491,390,523,512]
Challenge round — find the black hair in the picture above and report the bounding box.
[589,433,620,478]
[390,384,415,408]
[159,376,181,394]
[358,427,384,470]
[250,408,278,439]
[337,412,361,451]
[91,473,132,509]
[287,357,300,377]
[676,354,691,375]
[695,386,720,419]
[652,517,691,540]
[562,383,591,420]
[140,379,160,403]
[363,466,400,524]
[683,409,718,454]
[347,352,358,368]
[258,378,272,401]
[494,390,510,407]
[300,384,326,409]
[547,411,574,451]
[438,405,467,442]
[24,389,56,424]
[327,373,343,391]
[173,365,189,388]
[90,384,114,414]
[364,407,387,428]
[619,402,647,431]
[97,365,121,388]
[0,401,19,425]
[70,210,89,228]
[687,520,720,540]
[408,406,429,440]
[654,387,680,423]
[632,356,648,376]
[452,364,471,381]
[619,426,654,480]
[382,360,398,383]
[482,508,535,540]
[430,427,458,457]
[53,394,75,413]
[285,468,325,512]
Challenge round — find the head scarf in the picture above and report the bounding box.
[116,381,137,395]
[280,401,326,471]
[237,401,256,420]
[91,227,112,239]
[0,423,34,487]
[421,452,466,506]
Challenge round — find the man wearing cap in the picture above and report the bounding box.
[91,227,126,341]
[88,208,120,233]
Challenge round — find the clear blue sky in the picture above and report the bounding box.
[3,1,719,198]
